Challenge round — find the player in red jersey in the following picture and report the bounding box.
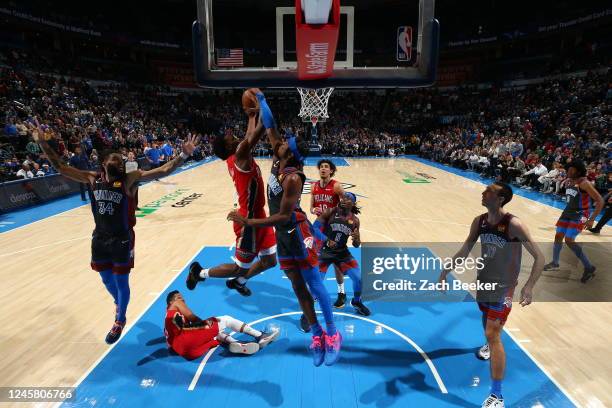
[30,120,199,344]
[187,102,277,296]
[164,290,279,359]
[438,182,545,408]
[310,159,344,215]
[310,159,348,308]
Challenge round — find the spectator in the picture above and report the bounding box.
[16,164,34,179]
[69,146,91,201]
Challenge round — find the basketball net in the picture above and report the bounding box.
[297,87,334,127]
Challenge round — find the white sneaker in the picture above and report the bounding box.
[482,394,504,408]
[257,328,280,349]
[229,342,260,355]
[478,344,490,360]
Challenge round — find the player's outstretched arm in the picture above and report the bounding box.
[235,114,265,161]
[131,133,200,185]
[580,180,604,230]
[228,174,302,227]
[509,217,544,306]
[254,91,283,153]
[29,123,96,184]
[351,216,361,248]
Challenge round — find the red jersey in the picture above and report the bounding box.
[227,154,266,218]
[164,309,219,360]
[312,179,340,212]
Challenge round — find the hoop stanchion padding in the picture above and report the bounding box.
[295,0,341,81]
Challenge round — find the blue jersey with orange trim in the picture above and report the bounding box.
[560,177,591,222]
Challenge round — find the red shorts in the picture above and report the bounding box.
[478,287,515,324]
[170,318,220,360]
[320,258,358,274]
[233,221,276,269]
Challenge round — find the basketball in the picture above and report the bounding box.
[242,88,260,116]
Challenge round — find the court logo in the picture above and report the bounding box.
[172,193,203,208]
[136,188,190,218]
[397,26,413,62]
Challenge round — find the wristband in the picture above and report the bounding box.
[180,152,189,160]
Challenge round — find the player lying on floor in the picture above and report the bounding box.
[164,290,279,360]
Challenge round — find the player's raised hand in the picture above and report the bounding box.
[519,284,533,307]
[181,133,200,157]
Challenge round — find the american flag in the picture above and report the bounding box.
[216,48,244,67]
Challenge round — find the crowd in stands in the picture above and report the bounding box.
[419,70,612,198]
[1,49,610,209]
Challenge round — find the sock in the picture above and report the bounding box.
[568,244,592,269]
[552,242,562,264]
[236,276,247,285]
[346,267,362,296]
[239,323,262,338]
[491,379,503,398]
[337,282,345,294]
[217,332,238,343]
[199,268,210,279]
[99,270,118,305]
[113,274,131,323]
[255,93,276,129]
[301,266,337,336]
[310,323,323,337]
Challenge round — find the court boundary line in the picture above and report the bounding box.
[503,328,580,407]
[2,157,217,235]
[53,245,205,408]
[188,311,448,394]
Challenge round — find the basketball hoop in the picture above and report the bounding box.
[297,87,334,127]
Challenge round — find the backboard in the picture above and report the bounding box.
[192,0,439,88]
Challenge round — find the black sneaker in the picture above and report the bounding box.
[351,298,371,316]
[581,266,596,283]
[226,278,252,296]
[299,314,311,333]
[105,320,125,345]
[543,262,560,271]
[333,293,346,309]
[186,262,204,290]
[588,228,600,234]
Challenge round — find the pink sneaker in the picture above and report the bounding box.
[324,331,342,366]
[309,333,326,367]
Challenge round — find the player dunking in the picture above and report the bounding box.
[165,290,279,359]
[438,182,544,408]
[310,159,348,308]
[187,98,277,295]
[30,121,199,344]
[543,160,603,282]
[228,91,342,366]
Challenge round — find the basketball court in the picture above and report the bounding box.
[1,157,610,407]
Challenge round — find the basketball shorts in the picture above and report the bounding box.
[233,222,276,269]
[171,318,220,360]
[555,217,586,239]
[319,250,358,274]
[477,286,515,324]
[276,211,319,271]
[91,229,135,274]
